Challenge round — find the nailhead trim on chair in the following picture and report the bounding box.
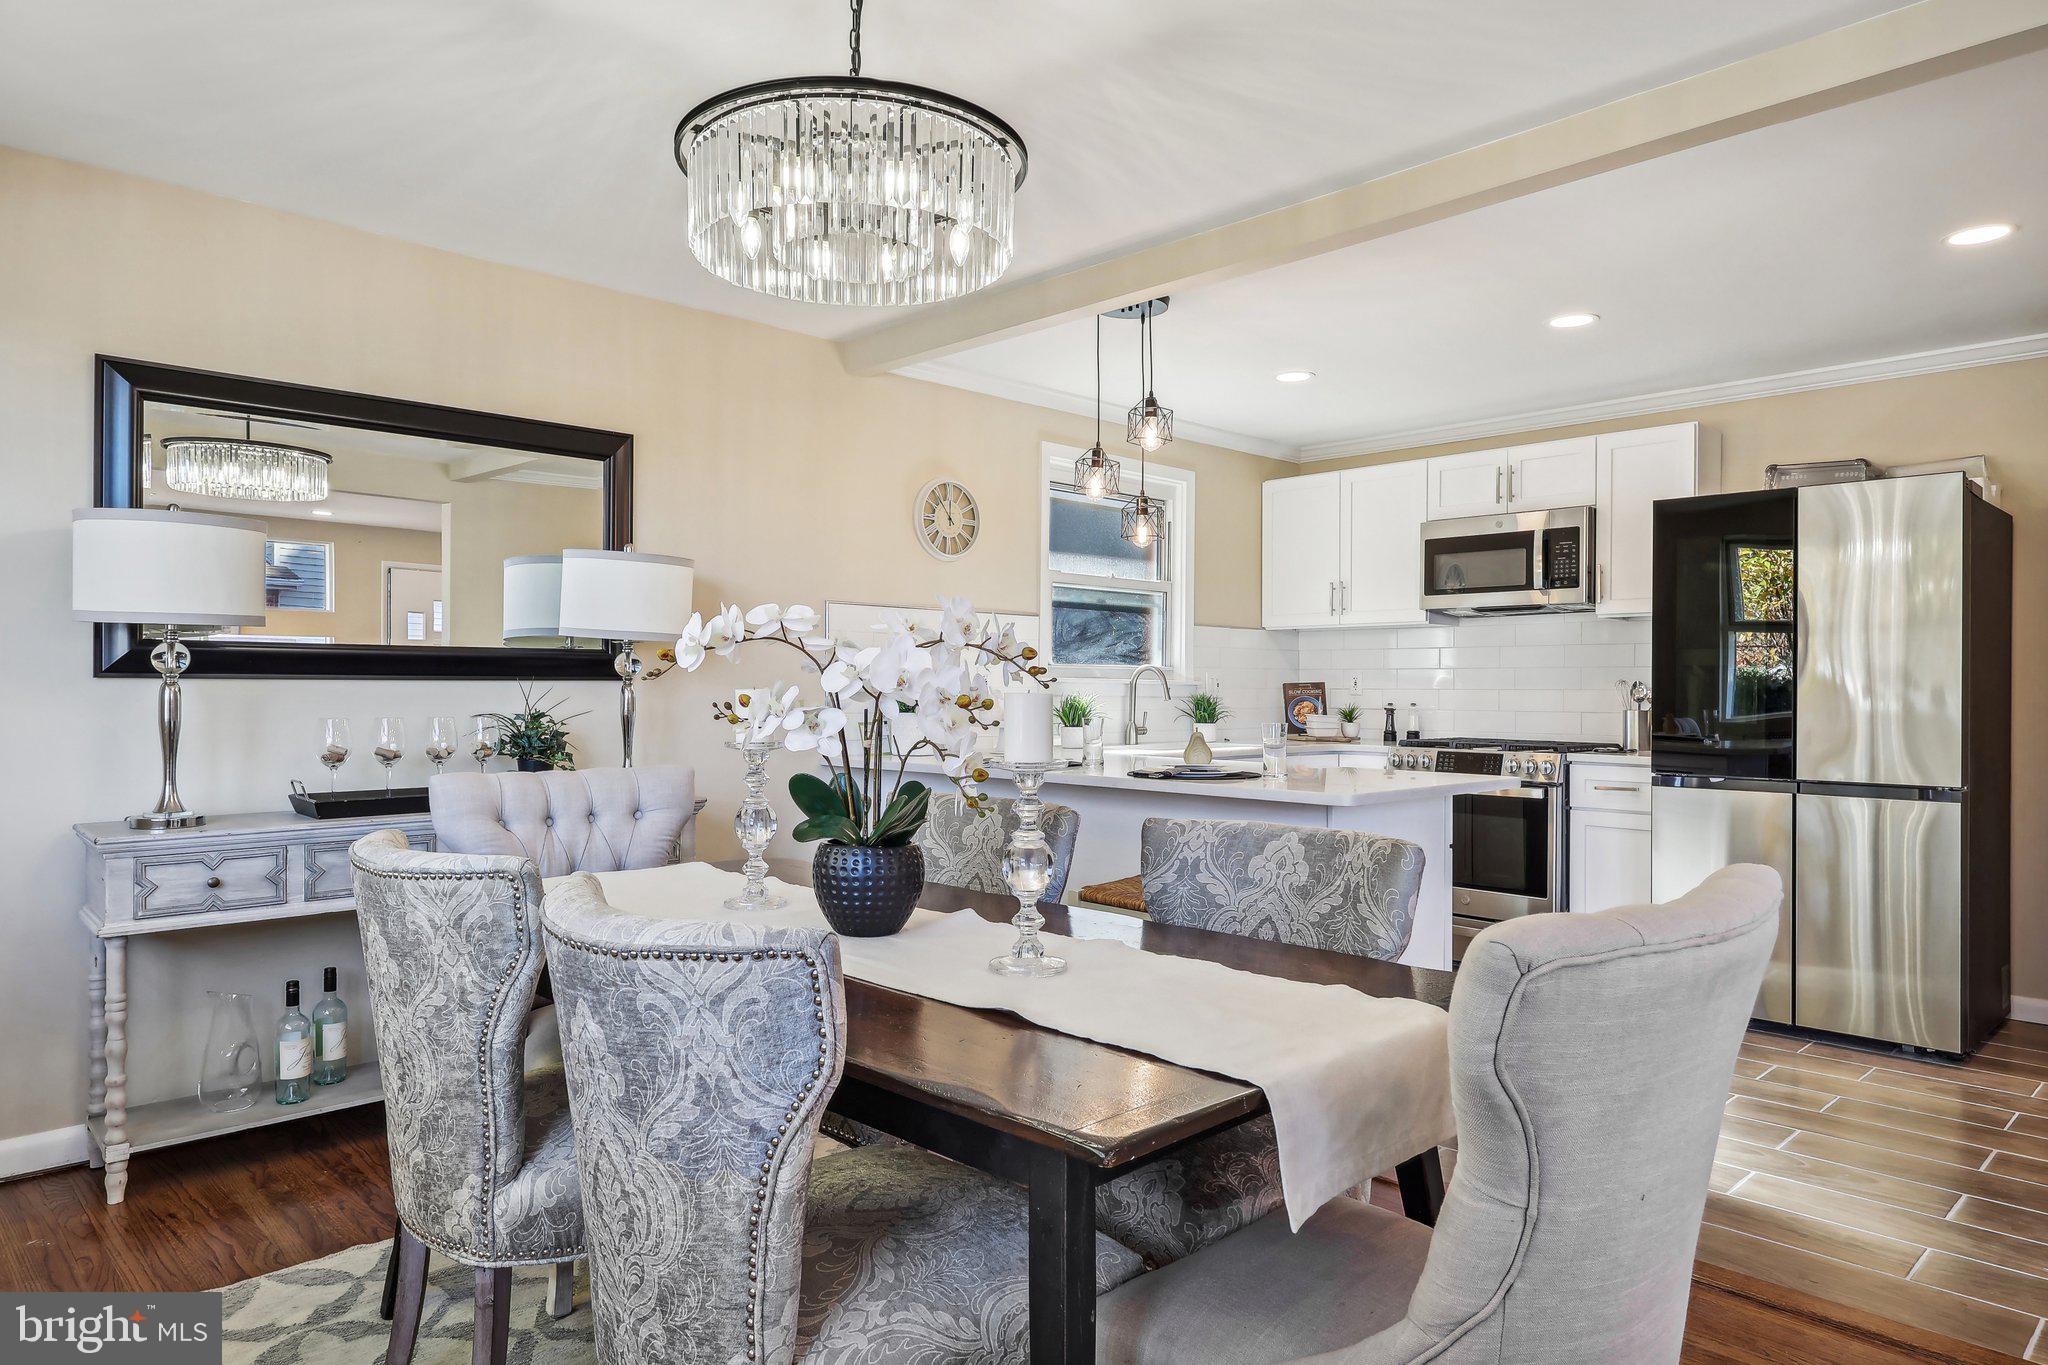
[543,926,835,1363]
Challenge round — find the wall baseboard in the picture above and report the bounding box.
[0,1123,91,1182]
[2010,996,2048,1027]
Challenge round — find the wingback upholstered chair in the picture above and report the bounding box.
[349,829,585,1365]
[429,766,697,874]
[541,871,1145,1364]
[1095,864,1783,1365]
[1092,818,1428,1269]
[913,792,1081,901]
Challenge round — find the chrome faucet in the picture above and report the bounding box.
[1123,665,1173,745]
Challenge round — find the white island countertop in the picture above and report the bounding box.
[904,752,1509,808]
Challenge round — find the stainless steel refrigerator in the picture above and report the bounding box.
[1649,473,2011,1055]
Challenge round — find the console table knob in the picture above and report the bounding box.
[205,876,223,889]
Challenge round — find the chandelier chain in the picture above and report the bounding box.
[849,0,864,76]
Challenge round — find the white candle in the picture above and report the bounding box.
[1002,687,1055,764]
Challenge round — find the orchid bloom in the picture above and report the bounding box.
[783,705,848,752]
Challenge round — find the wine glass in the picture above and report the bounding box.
[374,717,406,793]
[319,718,351,791]
[471,716,498,771]
[426,715,459,773]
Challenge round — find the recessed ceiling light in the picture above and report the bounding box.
[1274,370,1316,383]
[1946,223,2015,247]
[1548,312,1599,329]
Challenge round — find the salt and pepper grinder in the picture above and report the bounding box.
[1404,702,1421,742]
[1381,704,1397,744]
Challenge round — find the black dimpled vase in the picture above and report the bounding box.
[812,843,924,937]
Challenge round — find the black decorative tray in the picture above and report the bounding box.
[288,783,431,819]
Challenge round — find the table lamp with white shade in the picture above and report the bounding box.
[73,508,267,829]
[501,554,565,642]
[556,548,694,766]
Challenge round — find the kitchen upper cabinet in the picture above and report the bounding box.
[1340,462,1428,626]
[1506,437,1597,511]
[1262,471,1344,628]
[1594,421,1721,616]
[1424,448,1510,520]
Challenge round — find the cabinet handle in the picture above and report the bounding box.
[1495,468,1503,504]
[1506,466,1515,503]
[1329,581,1338,615]
[1591,784,1641,793]
[1598,564,1606,601]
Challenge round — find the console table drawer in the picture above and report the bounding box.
[306,832,433,901]
[135,848,289,918]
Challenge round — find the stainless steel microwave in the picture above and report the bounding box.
[1419,506,1595,615]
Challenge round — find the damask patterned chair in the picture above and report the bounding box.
[913,792,1081,901]
[1095,865,1782,1364]
[1092,818,1427,1269]
[540,871,1146,1364]
[349,829,585,1365]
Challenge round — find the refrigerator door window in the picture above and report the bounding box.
[1794,792,1963,1052]
[1652,490,1797,780]
[1651,783,1795,1024]
[1796,478,1964,788]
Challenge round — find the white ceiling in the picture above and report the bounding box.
[922,47,2048,455]
[0,0,1911,346]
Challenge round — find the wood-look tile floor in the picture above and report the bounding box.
[1702,1020,2048,1361]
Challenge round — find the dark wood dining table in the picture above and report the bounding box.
[723,858,1455,1365]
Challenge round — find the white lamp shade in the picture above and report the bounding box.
[502,555,564,640]
[72,508,267,628]
[557,549,695,641]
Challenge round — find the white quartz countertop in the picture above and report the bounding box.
[1566,751,1650,766]
[905,752,1508,808]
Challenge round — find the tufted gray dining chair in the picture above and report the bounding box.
[540,871,1146,1365]
[429,766,698,873]
[913,791,1082,901]
[349,829,585,1365]
[1092,818,1428,1269]
[1094,864,1783,1365]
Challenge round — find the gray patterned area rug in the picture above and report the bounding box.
[221,1242,597,1364]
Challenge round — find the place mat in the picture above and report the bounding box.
[574,862,1454,1228]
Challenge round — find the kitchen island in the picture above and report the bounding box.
[911,748,1503,970]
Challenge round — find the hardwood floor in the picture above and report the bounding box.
[0,1094,2028,1362]
[1704,1021,2048,1361]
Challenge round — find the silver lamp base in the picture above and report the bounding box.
[130,628,205,832]
[128,811,206,831]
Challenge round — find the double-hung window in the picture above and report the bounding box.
[1040,444,1191,677]
[264,539,334,612]
[1723,541,1793,718]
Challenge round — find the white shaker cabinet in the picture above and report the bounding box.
[1424,448,1510,520]
[1339,461,1429,626]
[1568,761,1653,913]
[1261,470,1344,628]
[1594,422,1721,616]
[1506,437,1597,511]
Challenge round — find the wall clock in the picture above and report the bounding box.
[915,479,980,560]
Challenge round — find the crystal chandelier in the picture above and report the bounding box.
[161,418,331,503]
[1120,297,1173,451]
[1072,312,1121,498]
[673,0,1028,306]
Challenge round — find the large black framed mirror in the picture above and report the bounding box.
[94,356,633,679]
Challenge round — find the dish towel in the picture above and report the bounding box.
[574,861,1455,1229]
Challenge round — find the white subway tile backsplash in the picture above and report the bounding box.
[1387,648,1441,669]
[1394,626,1455,649]
[1514,667,1584,690]
[1437,647,1502,668]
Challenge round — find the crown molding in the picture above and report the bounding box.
[896,361,1300,461]
[1294,332,2048,463]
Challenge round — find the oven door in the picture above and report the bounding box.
[1451,784,1560,957]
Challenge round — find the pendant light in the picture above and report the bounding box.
[673,0,1028,306]
[161,417,331,503]
[1124,297,1174,452]
[1072,312,1121,498]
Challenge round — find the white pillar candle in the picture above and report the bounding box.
[1002,687,1055,764]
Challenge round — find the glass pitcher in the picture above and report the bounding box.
[198,991,263,1114]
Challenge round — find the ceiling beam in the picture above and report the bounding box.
[838,0,2048,376]
[444,450,548,482]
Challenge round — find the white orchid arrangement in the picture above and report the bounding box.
[677,597,1050,848]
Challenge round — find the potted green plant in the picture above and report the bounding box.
[1336,703,1363,740]
[677,597,1049,936]
[1054,693,1096,752]
[485,684,584,771]
[1177,691,1230,744]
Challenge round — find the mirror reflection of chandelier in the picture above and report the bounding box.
[672,0,1027,306]
[162,417,332,503]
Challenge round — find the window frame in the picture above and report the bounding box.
[1038,443,1194,680]
[1721,539,1794,720]
[262,537,336,613]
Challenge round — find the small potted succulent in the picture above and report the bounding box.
[1177,692,1230,744]
[486,684,583,771]
[1336,703,1363,740]
[1054,694,1097,753]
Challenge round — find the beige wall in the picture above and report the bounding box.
[0,144,1290,1152]
[1305,357,2048,999]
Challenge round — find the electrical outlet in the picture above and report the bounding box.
[1348,671,1362,693]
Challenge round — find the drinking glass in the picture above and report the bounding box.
[426,715,459,773]
[374,717,406,793]
[471,716,498,771]
[197,991,262,1114]
[319,718,351,791]
[1261,721,1288,778]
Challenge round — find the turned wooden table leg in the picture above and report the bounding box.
[101,936,130,1204]
[87,941,107,1168]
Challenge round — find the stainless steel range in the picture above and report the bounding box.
[1388,737,1623,960]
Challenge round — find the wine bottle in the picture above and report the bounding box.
[276,980,312,1106]
[312,966,348,1086]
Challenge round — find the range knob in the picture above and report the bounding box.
[1504,757,1522,775]
[1538,759,1557,778]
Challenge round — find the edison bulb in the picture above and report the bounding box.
[1133,519,1154,548]
[1084,469,1106,498]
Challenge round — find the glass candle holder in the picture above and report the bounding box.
[988,761,1067,978]
[725,738,785,911]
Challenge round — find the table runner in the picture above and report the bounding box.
[572,862,1455,1228]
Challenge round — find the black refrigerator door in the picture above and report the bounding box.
[1651,489,1797,780]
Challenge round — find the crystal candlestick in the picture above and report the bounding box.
[725,738,785,911]
[988,762,1067,977]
